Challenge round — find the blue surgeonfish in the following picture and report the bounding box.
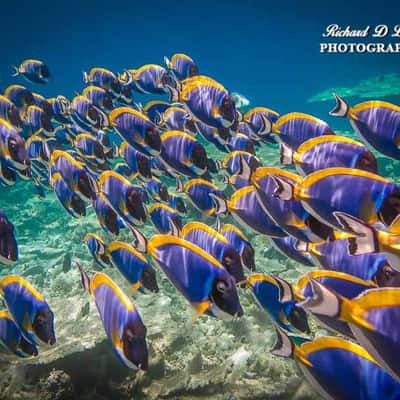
[50,150,97,201]
[160,131,209,177]
[181,221,246,285]
[300,279,400,382]
[295,270,376,338]
[148,203,183,234]
[12,59,50,84]
[109,107,161,156]
[82,85,114,111]
[48,96,71,124]
[333,211,400,273]
[272,327,400,400]
[219,223,255,271]
[272,167,400,231]
[83,68,120,98]
[165,75,241,130]
[119,142,152,180]
[0,310,38,357]
[50,172,86,218]
[119,64,170,95]
[92,196,124,236]
[106,241,159,293]
[97,170,147,226]
[142,100,172,124]
[212,185,286,237]
[302,231,396,284]
[0,210,18,265]
[144,177,169,202]
[269,236,314,267]
[0,119,30,171]
[83,233,111,269]
[243,107,279,143]
[159,106,197,134]
[4,85,34,108]
[0,95,23,128]
[70,95,109,132]
[164,53,199,80]
[250,166,334,242]
[179,177,225,217]
[128,226,243,319]
[0,275,55,346]
[248,274,310,333]
[23,105,55,137]
[266,112,334,151]
[281,135,378,176]
[330,94,400,160]
[79,267,148,370]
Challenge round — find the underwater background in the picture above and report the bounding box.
[1,0,400,398]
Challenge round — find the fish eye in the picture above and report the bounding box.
[216,281,227,293]
[8,138,17,151]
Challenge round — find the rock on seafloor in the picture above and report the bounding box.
[0,144,322,400]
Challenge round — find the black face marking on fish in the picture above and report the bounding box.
[175,198,187,214]
[287,306,310,334]
[71,194,86,216]
[137,154,152,179]
[8,106,22,127]
[77,172,97,201]
[32,308,55,345]
[217,127,231,142]
[144,127,161,153]
[191,143,208,171]
[188,64,199,77]
[93,141,105,161]
[40,112,53,133]
[158,183,169,202]
[356,151,378,175]
[104,208,120,235]
[211,276,243,317]
[41,64,50,79]
[141,265,159,293]
[222,248,246,284]
[219,95,235,124]
[23,91,34,106]
[122,320,148,370]
[7,136,30,168]
[126,188,147,224]
[380,188,400,226]
[103,94,114,110]
[241,245,255,271]
[375,263,400,287]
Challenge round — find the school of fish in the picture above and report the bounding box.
[1,54,400,399]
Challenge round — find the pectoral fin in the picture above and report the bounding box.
[192,300,211,320]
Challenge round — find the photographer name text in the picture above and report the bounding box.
[320,24,400,53]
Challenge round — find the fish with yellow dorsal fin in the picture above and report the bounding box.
[272,327,400,400]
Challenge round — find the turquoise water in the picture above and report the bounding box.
[1,2,400,399]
